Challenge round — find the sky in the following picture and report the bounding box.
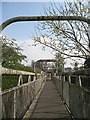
[1,1,83,67]
[2,2,53,39]
[1,2,53,65]
[1,2,65,66]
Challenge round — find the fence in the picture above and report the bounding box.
[1,67,46,118]
[53,68,90,118]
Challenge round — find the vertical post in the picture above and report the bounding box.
[0,35,2,119]
[14,89,16,118]
[69,76,71,83]
[78,76,82,87]
[59,76,61,81]
[0,73,2,119]
[33,76,36,81]
[0,37,2,92]
[0,92,2,119]
[88,1,90,52]
[28,75,31,82]
[34,62,36,73]
[34,62,38,80]
[76,75,81,86]
[63,76,65,81]
[18,75,23,86]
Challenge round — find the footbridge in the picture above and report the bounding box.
[1,66,90,119]
[1,14,90,119]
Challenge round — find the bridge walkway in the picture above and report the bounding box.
[30,80,72,119]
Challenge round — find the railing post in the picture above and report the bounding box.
[0,36,2,119]
[28,75,31,82]
[88,1,90,49]
[0,92,2,119]
[59,76,61,81]
[78,76,82,87]
[69,76,71,83]
[63,76,65,81]
[18,75,23,86]
[0,67,2,119]
[14,89,16,118]
[34,76,36,81]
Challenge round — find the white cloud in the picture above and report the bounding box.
[17,38,85,68]
[17,39,55,65]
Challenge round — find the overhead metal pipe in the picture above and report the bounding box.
[0,16,90,32]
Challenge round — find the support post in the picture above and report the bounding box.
[18,75,23,86]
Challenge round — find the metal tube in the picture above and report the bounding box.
[0,16,90,32]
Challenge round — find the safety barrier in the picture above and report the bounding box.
[52,68,90,118]
[1,67,46,118]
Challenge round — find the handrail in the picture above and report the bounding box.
[2,67,41,76]
[2,67,35,75]
[2,67,41,87]
[53,68,90,118]
[62,68,90,76]
[1,68,46,118]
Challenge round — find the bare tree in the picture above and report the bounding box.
[32,0,89,65]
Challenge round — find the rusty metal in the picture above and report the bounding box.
[0,16,90,31]
[2,67,35,75]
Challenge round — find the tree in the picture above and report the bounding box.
[84,57,90,68]
[31,60,35,69]
[2,36,27,69]
[55,52,64,74]
[32,0,89,66]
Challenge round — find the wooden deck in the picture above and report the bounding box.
[30,80,72,119]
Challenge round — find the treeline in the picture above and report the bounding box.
[2,36,34,72]
[1,36,34,90]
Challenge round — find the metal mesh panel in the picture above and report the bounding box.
[0,93,2,119]
[53,76,90,118]
[2,90,14,118]
[2,75,44,118]
[63,81,69,107]
[15,82,35,118]
[83,89,90,118]
[69,85,87,118]
[80,76,90,89]
[35,79,42,95]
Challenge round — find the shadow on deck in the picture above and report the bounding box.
[30,80,72,119]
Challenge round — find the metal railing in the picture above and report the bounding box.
[52,68,90,118]
[1,67,46,118]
